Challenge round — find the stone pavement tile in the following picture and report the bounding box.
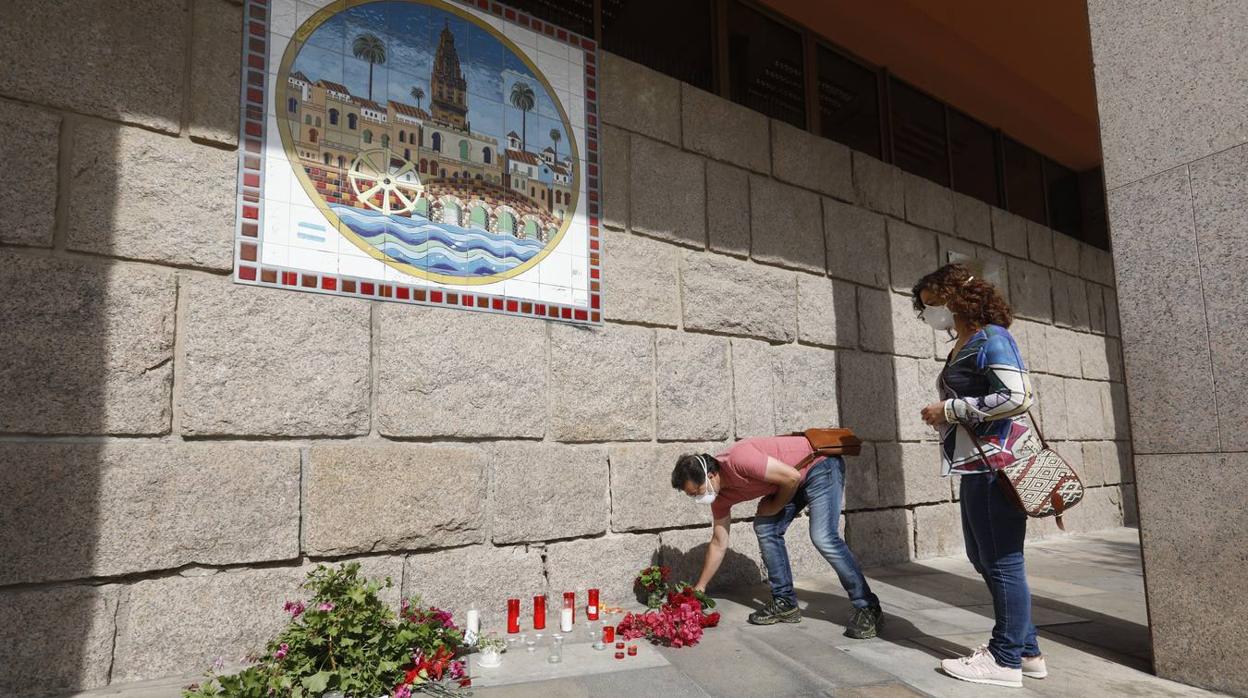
[1035,591,1149,627]
[655,618,897,698]
[471,666,712,698]
[1033,568,1144,596]
[1023,575,1108,599]
[657,623,838,697]
[1042,617,1152,663]
[862,559,973,579]
[832,683,929,697]
[1022,556,1143,586]
[469,637,669,690]
[854,573,993,611]
[903,604,1088,636]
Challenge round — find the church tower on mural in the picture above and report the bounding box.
[430,21,469,130]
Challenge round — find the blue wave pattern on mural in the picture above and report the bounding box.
[332,204,544,276]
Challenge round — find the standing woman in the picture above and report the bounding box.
[911,263,1046,688]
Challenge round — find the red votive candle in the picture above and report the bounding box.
[507,598,520,634]
[627,645,638,656]
[602,625,615,644]
[615,642,625,650]
[614,651,625,660]
[563,591,576,624]
[587,588,600,620]
[533,594,546,630]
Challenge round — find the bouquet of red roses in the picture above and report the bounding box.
[620,570,721,648]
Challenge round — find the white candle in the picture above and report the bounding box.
[560,607,573,632]
[465,605,480,645]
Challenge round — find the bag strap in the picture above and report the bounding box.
[958,422,994,468]
[1025,408,1048,449]
[793,449,838,472]
[956,406,1047,468]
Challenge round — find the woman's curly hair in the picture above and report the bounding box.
[910,263,1013,329]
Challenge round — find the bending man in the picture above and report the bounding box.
[671,435,883,638]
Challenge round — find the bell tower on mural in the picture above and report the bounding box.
[430,20,469,130]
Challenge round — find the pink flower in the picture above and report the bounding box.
[274,643,289,660]
[449,660,466,680]
[393,686,412,698]
[318,602,335,612]
[283,601,305,617]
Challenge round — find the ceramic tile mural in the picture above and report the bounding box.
[235,0,602,323]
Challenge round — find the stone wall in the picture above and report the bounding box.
[1088,2,1248,695]
[0,2,1132,694]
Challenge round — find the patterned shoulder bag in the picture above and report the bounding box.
[960,412,1084,530]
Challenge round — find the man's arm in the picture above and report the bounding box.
[693,516,732,592]
[756,457,802,517]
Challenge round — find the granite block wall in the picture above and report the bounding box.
[1088,2,1248,693]
[0,3,1132,692]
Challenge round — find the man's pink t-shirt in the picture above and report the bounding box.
[709,435,814,519]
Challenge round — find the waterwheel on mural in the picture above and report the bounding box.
[348,148,425,216]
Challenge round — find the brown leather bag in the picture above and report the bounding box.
[790,427,862,470]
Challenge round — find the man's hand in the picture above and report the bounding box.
[757,457,801,518]
[756,493,788,517]
[921,401,949,427]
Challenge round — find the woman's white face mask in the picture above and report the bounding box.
[692,455,717,505]
[921,303,955,331]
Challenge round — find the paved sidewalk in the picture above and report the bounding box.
[72,528,1224,698]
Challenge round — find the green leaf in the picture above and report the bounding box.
[301,671,332,693]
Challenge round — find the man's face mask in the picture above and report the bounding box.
[692,455,717,505]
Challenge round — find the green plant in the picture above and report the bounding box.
[634,565,671,609]
[476,633,506,653]
[183,563,466,698]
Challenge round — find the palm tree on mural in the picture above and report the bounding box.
[510,81,536,151]
[410,85,425,111]
[549,128,561,161]
[352,33,386,101]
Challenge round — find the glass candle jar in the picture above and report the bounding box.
[533,594,546,630]
[506,598,520,634]
[627,645,638,656]
[603,625,615,644]
[587,588,600,621]
[547,637,564,664]
[560,592,575,632]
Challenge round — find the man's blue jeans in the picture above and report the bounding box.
[960,472,1041,668]
[752,456,879,609]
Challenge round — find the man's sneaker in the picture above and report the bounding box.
[747,597,801,625]
[1022,654,1048,679]
[940,645,1023,688]
[844,605,884,639]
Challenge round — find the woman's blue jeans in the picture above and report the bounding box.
[960,472,1041,668]
[752,457,879,609]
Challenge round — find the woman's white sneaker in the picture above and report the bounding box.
[940,645,1024,688]
[1022,654,1048,679]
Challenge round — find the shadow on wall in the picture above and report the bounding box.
[654,543,769,595]
[1,120,121,693]
[2,0,236,693]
